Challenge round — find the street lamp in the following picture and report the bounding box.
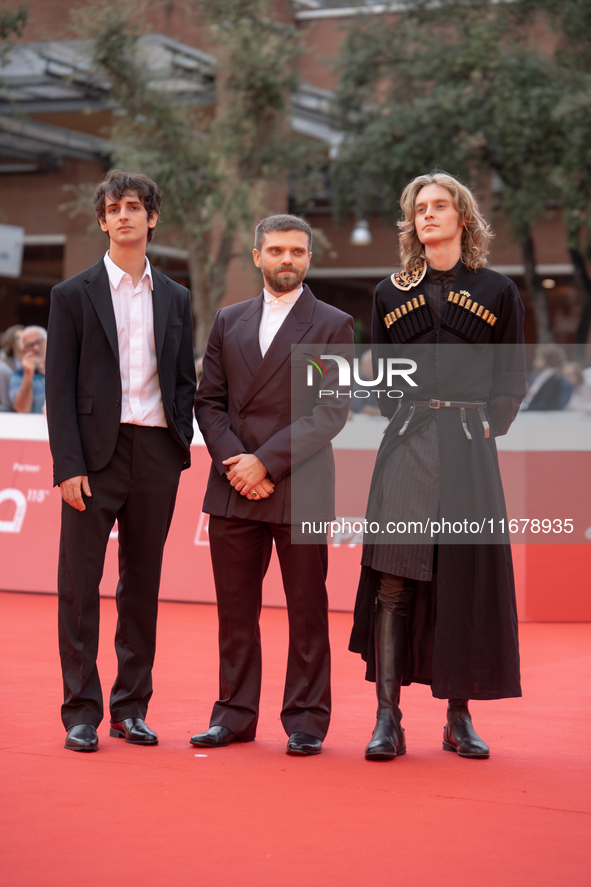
[350,219,372,246]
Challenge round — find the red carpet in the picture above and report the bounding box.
[0,591,589,886]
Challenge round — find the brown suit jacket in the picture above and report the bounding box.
[195,284,355,525]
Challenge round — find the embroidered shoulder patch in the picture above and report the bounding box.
[390,262,427,291]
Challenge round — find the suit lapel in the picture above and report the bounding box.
[240,285,315,408]
[151,268,171,363]
[237,294,264,377]
[85,261,119,362]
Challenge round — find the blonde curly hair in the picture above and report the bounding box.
[398,172,492,272]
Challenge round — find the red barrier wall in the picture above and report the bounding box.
[1,423,589,620]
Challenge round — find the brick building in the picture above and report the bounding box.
[0,0,584,346]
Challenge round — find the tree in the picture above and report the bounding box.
[534,0,591,350]
[331,0,591,344]
[0,1,29,224]
[72,0,308,352]
[0,3,27,56]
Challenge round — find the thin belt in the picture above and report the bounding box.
[398,399,489,440]
[410,399,487,409]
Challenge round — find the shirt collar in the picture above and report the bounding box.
[263,285,303,305]
[104,251,153,291]
[425,257,463,286]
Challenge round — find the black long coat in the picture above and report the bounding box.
[349,263,526,700]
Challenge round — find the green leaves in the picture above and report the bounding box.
[0,2,28,64]
[70,0,306,348]
[331,0,591,341]
[332,0,590,238]
[0,3,27,43]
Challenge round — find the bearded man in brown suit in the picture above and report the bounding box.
[192,214,354,756]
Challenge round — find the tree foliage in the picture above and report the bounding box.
[0,2,28,63]
[331,0,591,344]
[72,0,308,352]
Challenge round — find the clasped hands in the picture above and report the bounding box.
[223,453,274,500]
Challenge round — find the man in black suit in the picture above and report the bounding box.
[522,344,573,411]
[192,214,354,756]
[46,170,196,752]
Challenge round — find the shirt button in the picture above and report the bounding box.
[274,299,279,304]
[239,411,246,419]
[114,400,120,407]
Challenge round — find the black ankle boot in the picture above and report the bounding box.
[443,699,490,758]
[365,604,407,761]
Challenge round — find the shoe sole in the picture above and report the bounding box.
[189,737,254,748]
[109,728,158,744]
[286,747,322,756]
[365,745,406,761]
[64,743,98,752]
[442,740,489,758]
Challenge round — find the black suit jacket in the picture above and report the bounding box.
[195,284,355,525]
[524,373,573,411]
[46,258,196,487]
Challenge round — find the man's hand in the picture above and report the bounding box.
[246,478,275,501]
[21,354,38,377]
[223,453,268,496]
[12,355,37,413]
[60,475,92,511]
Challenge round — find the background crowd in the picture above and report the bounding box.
[0,323,46,413]
[3,323,591,418]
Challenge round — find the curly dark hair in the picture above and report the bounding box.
[93,170,161,243]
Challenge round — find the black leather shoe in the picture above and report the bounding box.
[443,700,489,758]
[109,718,158,745]
[286,732,322,756]
[190,726,252,748]
[365,709,406,761]
[64,724,99,752]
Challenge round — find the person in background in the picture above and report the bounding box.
[194,355,203,386]
[0,325,23,411]
[0,356,12,411]
[0,357,12,411]
[563,361,591,415]
[9,325,46,413]
[0,324,24,370]
[521,344,573,411]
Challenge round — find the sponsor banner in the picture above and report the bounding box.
[0,435,359,610]
[1,416,590,619]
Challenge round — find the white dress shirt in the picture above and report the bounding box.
[104,251,167,427]
[259,286,303,357]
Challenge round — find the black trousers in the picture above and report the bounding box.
[208,516,331,741]
[57,424,183,730]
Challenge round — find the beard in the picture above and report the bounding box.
[264,263,306,293]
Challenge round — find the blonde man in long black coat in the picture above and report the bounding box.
[350,173,525,761]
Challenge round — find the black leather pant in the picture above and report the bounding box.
[378,573,417,616]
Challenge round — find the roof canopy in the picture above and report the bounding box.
[0,34,337,169]
[0,35,215,166]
